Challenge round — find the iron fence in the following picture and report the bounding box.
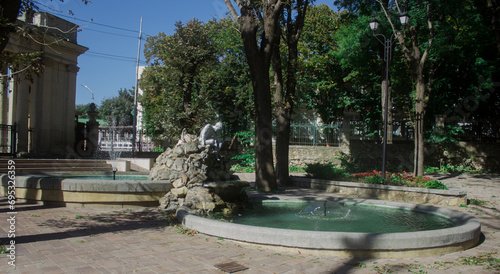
[281,119,497,146]
[274,122,343,146]
[0,124,17,156]
[456,121,499,142]
[97,127,164,152]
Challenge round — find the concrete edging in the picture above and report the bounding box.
[0,174,172,207]
[176,197,481,258]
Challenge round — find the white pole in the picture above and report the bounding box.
[81,84,94,104]
[132,17,143,155]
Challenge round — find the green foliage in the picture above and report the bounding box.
[337,151,362,173]
[459,253,500,271]
[425,164,478,174]
[140,18,252,141]
[423,180,448,190]
[0,243,7,254]
[426,125,464,145]
[230,130,255,171]
[468,199,487,206]
[99,88,135,126]
[362,174,385,185]
[303,165,447,189]
[75,103,93,119]
[305,162,349,180]
[351,171,447,189]
[140,19,217,139]
[288,165,306,173]
[298,5,354,124]
[153,147,164,153]
[0,51,43,80]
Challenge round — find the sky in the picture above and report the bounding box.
[38,0,336,106]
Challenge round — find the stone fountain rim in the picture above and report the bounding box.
[176,196,481,257]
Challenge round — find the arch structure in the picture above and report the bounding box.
[0,12,87,156]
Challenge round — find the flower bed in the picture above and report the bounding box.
[304,163,447,190]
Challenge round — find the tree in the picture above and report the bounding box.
[75,103,93,120]
[225,0,283,191]
[200,18,254,135]
[141,19,216,139]
[334,0,499,174]
[273,0,312,186]
[380,0,435,176]
[100,88,134,126]
[140,18,253,142]
[299,5,356,124]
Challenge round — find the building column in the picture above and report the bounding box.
[14,75,30,154]
[0,67,9,152]
[38,59,54,153]
[28,76,40,153]
[65,64,79,155]
[86,103,99,157]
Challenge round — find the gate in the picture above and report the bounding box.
[0,124,17,157]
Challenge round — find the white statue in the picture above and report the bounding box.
[199,122,223,149]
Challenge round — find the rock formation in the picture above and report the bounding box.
[150,130,250,214]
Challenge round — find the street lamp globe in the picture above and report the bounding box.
[399,12,410,26]
[368,17,380,31]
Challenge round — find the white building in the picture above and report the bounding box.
[0,12,87,156]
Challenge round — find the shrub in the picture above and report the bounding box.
[230,130,255,170]
[305,162,349,180]
[350,171,447,190]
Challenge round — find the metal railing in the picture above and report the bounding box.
[287,122,343,146]
[0,124,17,156]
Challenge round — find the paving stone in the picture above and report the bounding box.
[0,174,499,273]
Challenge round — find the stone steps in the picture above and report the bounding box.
[0,158,112,173]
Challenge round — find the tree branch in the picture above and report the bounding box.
[420,4,435,68]
[375,0,396,33]
[224,0,240,21]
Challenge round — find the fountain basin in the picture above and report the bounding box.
[1,174,172,208]
[203,181,251,200]
[176,197,481,258]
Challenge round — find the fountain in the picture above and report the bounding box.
[176,196,481,258]
[150,124,250,214]
[227,200,456,233]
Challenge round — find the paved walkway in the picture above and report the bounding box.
[0,174,499,273]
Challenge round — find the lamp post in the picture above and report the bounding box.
[368,12,409,179]
[81,84,94,104]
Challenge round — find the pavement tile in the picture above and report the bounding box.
[0,174,499,273]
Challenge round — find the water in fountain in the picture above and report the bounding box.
[297,200,351,220]
[227,201,455,233]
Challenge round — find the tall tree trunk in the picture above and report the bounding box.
[252,57,277,192]
[272,29,289,187]
[274,1,309,187]
[380,0,434,177]
[225,0,282,191]
[381,64,393,144]
[275,110,291,186]
[414,78,426,176]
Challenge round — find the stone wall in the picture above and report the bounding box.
[285,145,342,167]
[284,141,500,172]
